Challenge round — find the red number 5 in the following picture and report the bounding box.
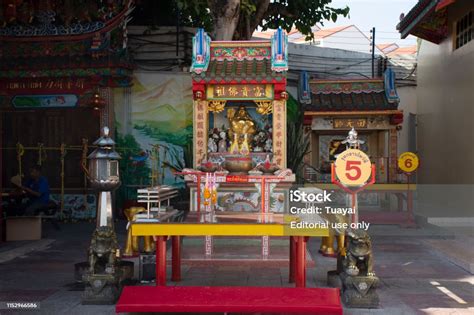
[346,161,362,181]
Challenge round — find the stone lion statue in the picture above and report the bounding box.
[342,228,375,277]
[88,226,119,274]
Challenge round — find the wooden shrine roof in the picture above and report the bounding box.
[191,39,287,84]
[191,58,286,84]
[303,79,398,112]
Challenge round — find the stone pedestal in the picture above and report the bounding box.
[75,261,134,283]
[82,273,121,305]
[327,270,342,288]
[340,272,379,308]
[79,261,134,305]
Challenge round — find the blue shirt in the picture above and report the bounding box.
[25,176,50,204]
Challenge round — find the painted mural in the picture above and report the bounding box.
[12,94,78,108]
[50,194,96,219]
[115,72,194,202]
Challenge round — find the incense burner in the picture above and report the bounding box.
[224,155,253,174]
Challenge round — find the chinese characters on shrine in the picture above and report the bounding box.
[208,84,272,100]
[333,118,367,129]
[272,100,286,168]
[194,100,208,166]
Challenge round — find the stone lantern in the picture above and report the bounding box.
[81,126,126,305]
[87,126,121,227]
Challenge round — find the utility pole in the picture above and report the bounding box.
[370,27,375,78]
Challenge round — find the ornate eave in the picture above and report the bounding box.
[191,59,286,84]
[190,29,290,169]
[397,0,451,44]
[0,1,134,40]
[309,79,385,95]
[0,1,134,86]
[302,75,400,113]
[190,28,288,90]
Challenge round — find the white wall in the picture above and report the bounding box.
[414,0,474,219]
[297,26,385,55]
[321,26,372,54]
[396,85,417,154]
[287,42,377,82]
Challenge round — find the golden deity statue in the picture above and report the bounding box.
[227,106,256,155]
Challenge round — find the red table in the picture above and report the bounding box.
[131,212,329,288]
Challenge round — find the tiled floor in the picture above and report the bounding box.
[0,221,473,315]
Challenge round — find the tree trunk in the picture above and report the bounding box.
[234,0,270,40]
[208,0,241,40]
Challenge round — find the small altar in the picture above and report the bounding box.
[182,28,295,261]
[188,28,293,214]
[183,171,295,214]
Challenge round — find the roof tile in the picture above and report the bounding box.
[192,59,285,83]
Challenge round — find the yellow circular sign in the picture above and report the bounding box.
[398,152,419,173]
[335,149,372,186]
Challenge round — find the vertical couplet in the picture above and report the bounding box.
[272,100,287,169]
[193,100,208,168]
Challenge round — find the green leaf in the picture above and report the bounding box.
[178,0,351,40]
[286,94,311,184]
[286,93,299,123]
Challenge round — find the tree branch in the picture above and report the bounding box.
[249,0,270,33]
[265,2,297,20]
[207,0,216,13]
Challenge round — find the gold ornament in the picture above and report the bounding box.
[255,101,273,115]
[208,100,226,113]
[240,134,251,156]
[143,236,155,253]
[203,186,211,199]
[227,106,256,152]
[123,207,146,256]
[320,236,336,256]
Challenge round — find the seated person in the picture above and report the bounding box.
[12,165,51,216]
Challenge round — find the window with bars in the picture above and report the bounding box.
[454,11,473,50]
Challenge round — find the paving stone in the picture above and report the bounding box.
[0,222,473,314]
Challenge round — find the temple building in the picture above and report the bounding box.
[397,0,474,222]
[298,69,417,225]
[0,0,133,215]
[300,74,402,184]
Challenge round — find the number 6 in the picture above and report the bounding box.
[404,158,412,168]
